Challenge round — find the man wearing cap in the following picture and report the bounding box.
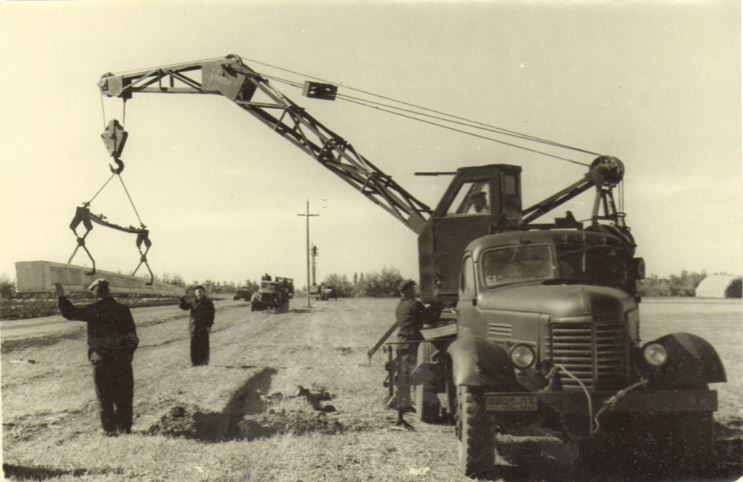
[178,285,215,366]
[56,279,139,436]
[469,191,490,214]
[395,279,428,349]
[392,279,430,413]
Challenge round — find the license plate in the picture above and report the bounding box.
[485,394,538,412]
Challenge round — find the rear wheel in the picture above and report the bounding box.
[414,342,440,423]
[457,385,495,477]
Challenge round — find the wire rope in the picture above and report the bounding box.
[99,94,107,129]
[265,74,596,156]
[261,73,588,166]
[117,175,145,227]
[340,96,589,167]
[245,56,601,157]
[87,173,116,205]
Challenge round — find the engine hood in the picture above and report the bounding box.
[476,283,636,320]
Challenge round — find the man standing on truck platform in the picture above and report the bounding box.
[395,279,427,352]
[56,279,139,436]
[179,285,215,366]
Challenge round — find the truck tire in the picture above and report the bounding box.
[457,385,494,477]
[415,342,440,423]
[652,411,714,475]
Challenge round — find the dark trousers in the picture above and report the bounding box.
[91,356,134,434]
[190,330,210,366]
[394,334,421,410]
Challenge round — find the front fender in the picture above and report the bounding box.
[641,332,726,387]
[447,336,517,387]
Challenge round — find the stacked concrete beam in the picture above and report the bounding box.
[15,260,185,296]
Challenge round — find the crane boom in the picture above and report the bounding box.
[99,55,431,234]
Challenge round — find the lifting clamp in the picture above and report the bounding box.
[67,205,154,285]
[66,118,154,285]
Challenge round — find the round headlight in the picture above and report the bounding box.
[510,344,536,368]
[643,343,668,366]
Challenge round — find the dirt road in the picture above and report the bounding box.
[2,298,742,481]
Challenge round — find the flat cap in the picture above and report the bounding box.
[398,279,416,292]
[193,285,206,291]
[88,278,109,291]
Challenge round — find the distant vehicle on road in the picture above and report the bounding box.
[251,277,293,312]
[233,288,253,302]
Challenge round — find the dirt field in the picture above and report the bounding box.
[2,297,742,481]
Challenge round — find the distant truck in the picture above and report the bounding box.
[233,287,253,302]
[312,283,337,301]
[251,276,294,312]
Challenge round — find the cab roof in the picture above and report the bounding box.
[465,228,629,259]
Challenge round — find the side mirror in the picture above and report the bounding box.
[633,258,646,280]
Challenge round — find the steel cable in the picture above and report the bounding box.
[341,97,589,167]
[265,74,594,157]
[86,173,116,205]
[262,74,589,167]
[245,56,601,157]
[117,175,145,227]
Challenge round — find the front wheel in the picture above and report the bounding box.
[651,412,714,475]
[457,385,495,477]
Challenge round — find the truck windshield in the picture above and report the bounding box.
[261,282,276,292]
[555,243,630,288]
[481,245,554,287]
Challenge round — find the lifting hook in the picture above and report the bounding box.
[109,157,125,174]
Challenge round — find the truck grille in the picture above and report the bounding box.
[546,317,629,391]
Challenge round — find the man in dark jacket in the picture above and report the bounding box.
[391,279,431,415]
[179,285,215,366]
[56,279,139,436]
[395,279,428,353]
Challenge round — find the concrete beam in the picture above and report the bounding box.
[15,260,185,296]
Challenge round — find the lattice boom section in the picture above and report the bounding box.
[15,261,184,296]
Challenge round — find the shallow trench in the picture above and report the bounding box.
[146,367,345,443]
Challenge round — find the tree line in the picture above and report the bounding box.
[322,266,405,298]
[637,271,741,297]
[0,269,733,300]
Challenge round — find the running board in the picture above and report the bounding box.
[15,260,185,296]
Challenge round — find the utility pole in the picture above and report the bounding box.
[297,200,319,308]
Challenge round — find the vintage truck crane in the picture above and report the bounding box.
[98,55,726,477]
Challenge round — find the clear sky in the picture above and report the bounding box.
[1,0,741,288]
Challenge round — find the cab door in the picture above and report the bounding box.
[456,254,485,338]
[417,164,522,305]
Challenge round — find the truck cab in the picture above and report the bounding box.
[425,227,726,477]
[456,229,641,390]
